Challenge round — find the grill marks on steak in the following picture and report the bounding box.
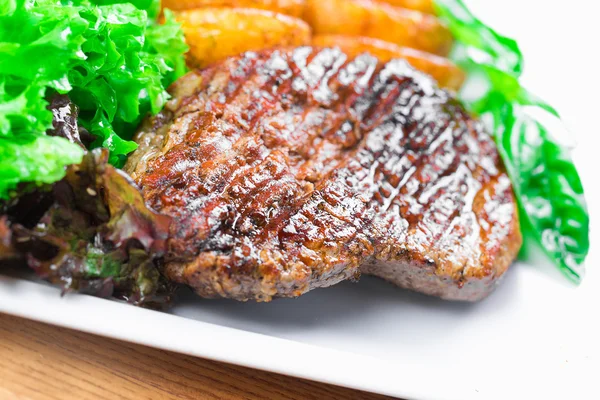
[125,47,521,301]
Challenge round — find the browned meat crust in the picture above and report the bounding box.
[124,47,521,302]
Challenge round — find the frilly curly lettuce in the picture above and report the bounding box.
[0,135,84,198]
[0,0,188,199]
[434,0,589,282]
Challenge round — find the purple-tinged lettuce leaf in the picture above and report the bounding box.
[3,149,175,307]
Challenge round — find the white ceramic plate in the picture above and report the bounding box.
[2,1,599,399]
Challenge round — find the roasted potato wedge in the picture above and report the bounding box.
[313,35,465,90]
[162,0,306,17]
[380,0,434,14]
[176,8,312,68]
[304,0,453,56]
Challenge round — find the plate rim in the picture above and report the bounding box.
[2,274,474,400]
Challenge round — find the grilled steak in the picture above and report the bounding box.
[124,47,521,302]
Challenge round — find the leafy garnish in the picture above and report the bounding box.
[1,148,175,307]
[0,0,188,199]
[0,135,84,199]
[434,0,590,281]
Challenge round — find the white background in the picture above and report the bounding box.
[1,1,599,399]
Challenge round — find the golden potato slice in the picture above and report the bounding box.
[176,8,312,68]
[162,0,306,18]
[313,35,465,90]
[379,0,434,14]
[304,0,453,56]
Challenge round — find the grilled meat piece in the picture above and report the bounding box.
[124,47,521,301]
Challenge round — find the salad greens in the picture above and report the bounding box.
[1,95,175,307]
[0,134,84,198]
[434,0,589,282]
[0,0,188,199]
[5,148,176,307]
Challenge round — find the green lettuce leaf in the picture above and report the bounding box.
[0,0,187,197]
[0,134,84,198]
[434,0,590,282]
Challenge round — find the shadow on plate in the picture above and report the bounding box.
[171,264,522,341]
[2,260,523,345]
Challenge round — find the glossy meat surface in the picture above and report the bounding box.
[125,47,521,301]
